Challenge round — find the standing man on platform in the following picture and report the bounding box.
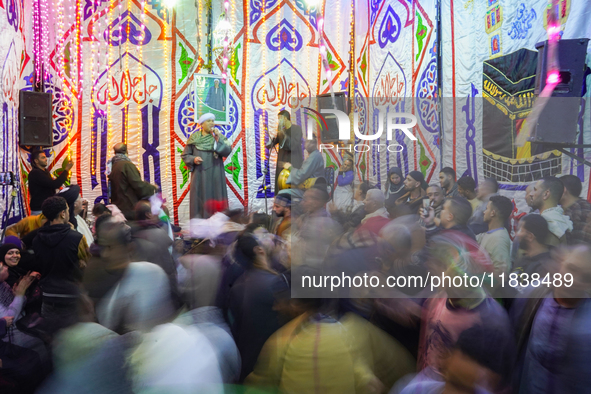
[182,113,232,219]
[108,143,157,220]
[266,110,303,194]
[28,150,73,215]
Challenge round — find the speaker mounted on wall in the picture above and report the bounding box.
[316,92,349,143]
[531,38,589,145]
[19,90,53,146]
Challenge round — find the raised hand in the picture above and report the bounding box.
[14,274,35,296]
[3,316,14,327]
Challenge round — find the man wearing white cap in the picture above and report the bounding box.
[205,79,225,111]
[182,113,232,218]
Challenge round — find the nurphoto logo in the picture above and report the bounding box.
[300,106,418,153]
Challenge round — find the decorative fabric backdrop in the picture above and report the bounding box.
[0,0,590,232]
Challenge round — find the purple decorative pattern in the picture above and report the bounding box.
[142,105,161,187]
[46,84,75,145]
[378,5,402,48]
[462,83,478,183]
[83,0,109,20]
[370,0,383,26]
[90,105,108,197]
[250,0,279,25]
[5,0,19,30]
[105,10,152,46]
[294,0,318,29]
[266,19,303,52]
[178,91,197,139]
[218,95,239,140]
[416,58,438,134]
[393,102,409,176]
[178,92,239,140]
[20,72,75,147]
[254,109,274,198]
[354,92,367,137]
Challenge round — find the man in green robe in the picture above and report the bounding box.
[182,113,232,218]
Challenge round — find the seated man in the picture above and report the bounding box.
[4,214,47,239]
[281,135,325,200]
[354,189,389,236]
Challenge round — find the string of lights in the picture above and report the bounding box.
[220,0,231,83]
[75,0,83,102]
[33,0,40,85]
[90,0,98,175]
[163,7,173,203]
[137,0,146,155]
[259,0,267,163]
[107,0,114,152]
[163,7,169,185]
[41,0,49,83]
[348,0,354,141]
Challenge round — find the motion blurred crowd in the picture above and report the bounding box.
[0,164,590,394]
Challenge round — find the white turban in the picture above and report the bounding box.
[198,113,215,124]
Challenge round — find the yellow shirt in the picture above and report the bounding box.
[246,313,415,393]
[468,198,480,213]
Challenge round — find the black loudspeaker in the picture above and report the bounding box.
[531,38,589,145]
[19,90,53,146]
[317,92,349,142]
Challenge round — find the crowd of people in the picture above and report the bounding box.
[1,151,591,393]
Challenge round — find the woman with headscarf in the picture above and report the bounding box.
[384,167,406,202]
[182,113,232,219]
[0,249,49,370]
[0,240,42,324]
[0,240,26,288]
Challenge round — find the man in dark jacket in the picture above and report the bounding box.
[108,143,157,219]
[33,196,89,336]
[266,110,303,194]
[28,150,73,215]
